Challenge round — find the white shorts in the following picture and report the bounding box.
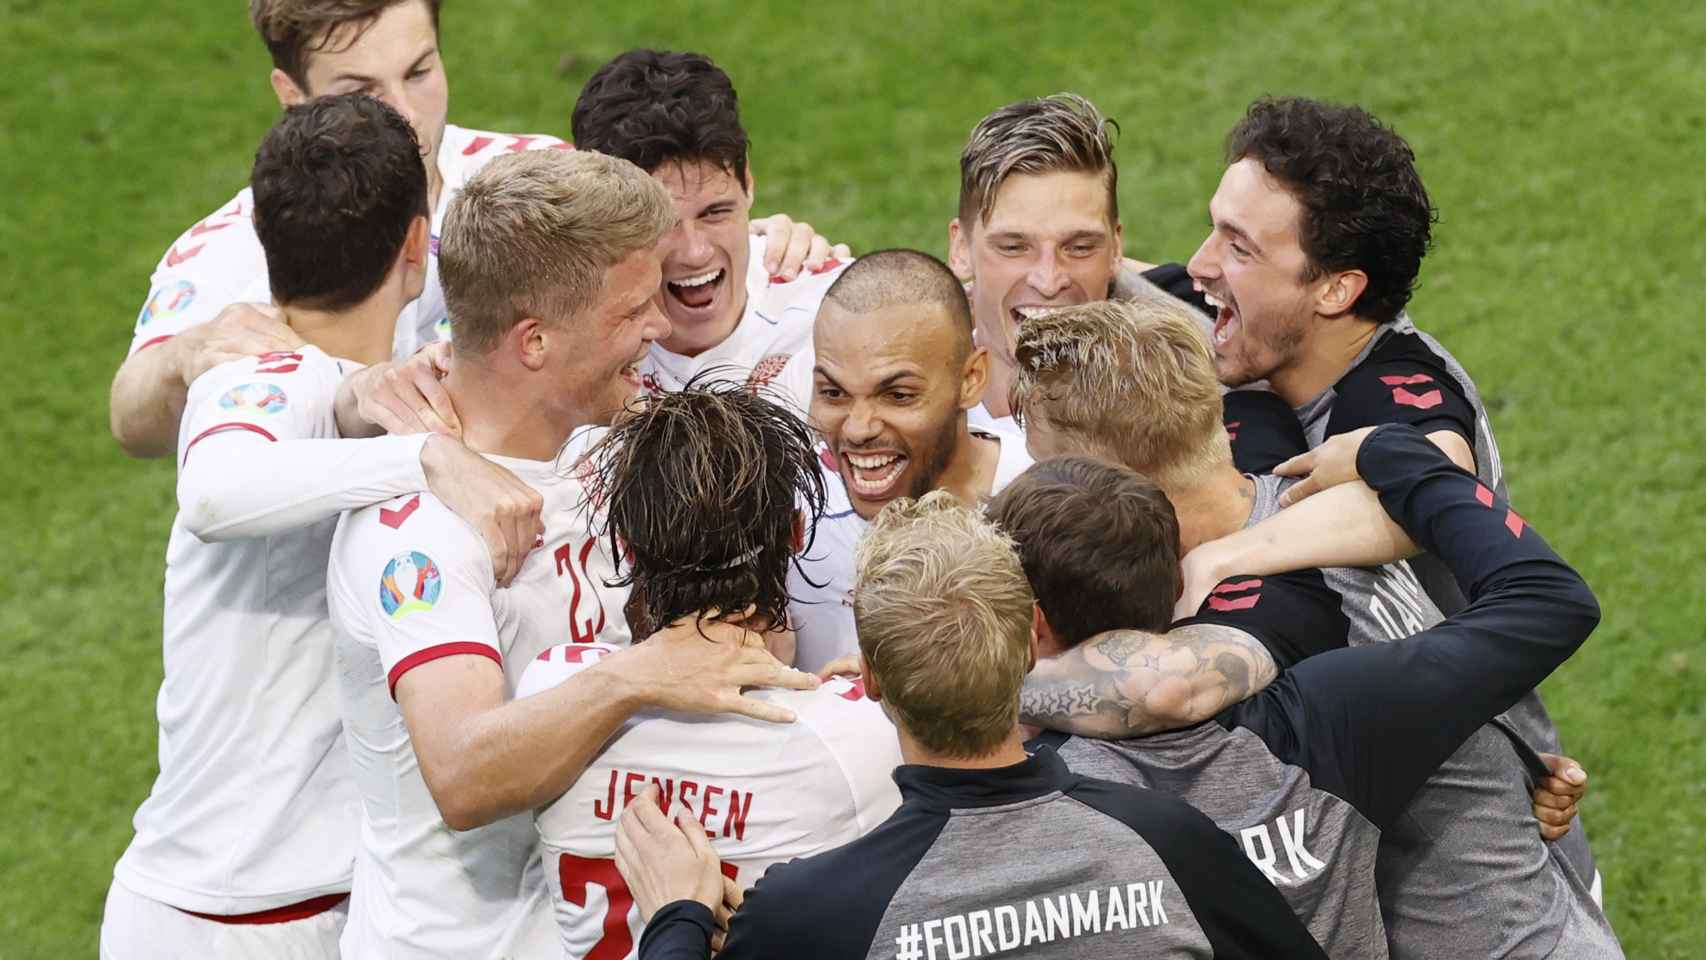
[100,880,346,960]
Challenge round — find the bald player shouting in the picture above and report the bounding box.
[788,249,1031,671]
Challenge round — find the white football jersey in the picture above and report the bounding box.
[115,346,358,914]
[788,422,1034,672]
[517,643,902,960]
[638,237,846,418]
[327,456,630,959]
[128,124,572,361]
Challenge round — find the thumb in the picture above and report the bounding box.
[1278,474,1320,508]
[1272,450,1314,478]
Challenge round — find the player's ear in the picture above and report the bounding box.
[959,346,989,411]
[742,164,756,200]
[1316,268,1368,319]
[511,317,550,372]
[403,215,431,268]
[947,218,972,281]
[1027,606,1045,672]
[269,68,307,109]
[859,655,882,702]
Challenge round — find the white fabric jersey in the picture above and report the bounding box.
[788,422,1034,672]
[128,124,571,360]
[327,457,630,960]
[517,644,902,960]
[637,237,847,418]
[967,401,1022,436]
[115,347,368,914]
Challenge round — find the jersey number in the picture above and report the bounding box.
[554,537,609,643]
[559,854,737,960]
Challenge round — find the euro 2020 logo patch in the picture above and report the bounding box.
[137,280,196,328]
[380,550,443,620]
[218,382,289,415]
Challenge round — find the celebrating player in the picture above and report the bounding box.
[624,492,1330,960]
[325,149,817,958]
[109,0,838,459]
[788,249,1031,671]
[101,94,479,958]
[571,49,849,417]
[516,379,903,959]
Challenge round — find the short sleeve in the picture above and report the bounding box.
[1325,354,1475,444]
[336,499,502,699]
[128,192,269,356]
[179,350,340,462]
[1222,389,1308,475]
[1174,569,1351,669]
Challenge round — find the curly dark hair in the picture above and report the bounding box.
[593,374,826,638]
[252,94,428,311]
[571,49,748,187]
[1226,97,1437,325]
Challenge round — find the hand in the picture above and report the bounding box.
[750,214,849,281]
[176,302,303,385]
[1274,426,1379,507]
[421,435,544,587]
[338,342,461,438]
[622,612,819,723]
[1533,753,1588,841]
[614,784,726,924]
[1173,540,1234,621]
[710,874,744,953]
[815,654,862,681]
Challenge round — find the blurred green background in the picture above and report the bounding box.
[3,0,1702,955]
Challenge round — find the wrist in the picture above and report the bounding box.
[589,645,660,715]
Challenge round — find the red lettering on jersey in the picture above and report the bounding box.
[1391,387,1444,410]
[594,770,618,821]
[556,537,610,643]
[722,789,753,841]
[504,135,537,153]
[558,855,635,960]
[461,135,495,155]
[809,257,844,275]
[621,771,646,810]
[679,779,700,812]
[720,861,739,883]
[164,243,204,268]
[380,494,422,529]
[189,219,233,238]
[699,785,724,828]
[256,350,303,374]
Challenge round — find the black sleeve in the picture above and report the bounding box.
[1222,389,1309,474]
[1138,262,1214,316]
[1221,424,1600,831]
[638,901,713,960]
[1173,568,1351,669]
[1324,352,1476,445]
[1070,779,1329,959]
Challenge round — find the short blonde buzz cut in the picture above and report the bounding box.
[958,92,1119,228]
[1011,284,1231,490]
[853,491,1035,759]
[438,149,675,357]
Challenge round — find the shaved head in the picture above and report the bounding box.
[822,248,974,360]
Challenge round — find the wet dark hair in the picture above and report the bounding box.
[1227,96,1437,324]
[572,49,749,188]
[251,94,427,310]
[594,374,826,637]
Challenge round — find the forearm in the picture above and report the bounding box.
[334,363,386,438]
[637,902,715,960]
[178,434,430,540]
[1020,624,1276,737]
[109,341,189,458]
[1198,482,1417,581]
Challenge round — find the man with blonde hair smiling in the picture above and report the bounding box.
[613,492,1328,959]
[327,148,817,959]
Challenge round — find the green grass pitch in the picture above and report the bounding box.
[2,0,1702,955]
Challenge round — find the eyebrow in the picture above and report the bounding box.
[1217,218,1264,257]
[330,48,435,86]
[985,229,1106,244]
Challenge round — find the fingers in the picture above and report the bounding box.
[722,875,744,913]
[425,340,454,376]
[803,234,833,272]
[405,357,462,438]
[673,806,719,861]
[388,363,456,436]
[776,221,815,280]
[625,783,674,839]
[815,655,861,680]
[751,213,794,277]
[830,243,852,260]
[1278,473,1322,508]
[1539,752,1588,789]
[1272,449,1313,478]
[722,693,799,725]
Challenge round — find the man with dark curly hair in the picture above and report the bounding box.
[514,379,903,960]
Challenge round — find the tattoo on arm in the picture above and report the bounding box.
[1020,624,1277,738]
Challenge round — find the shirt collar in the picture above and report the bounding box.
[892,746,1073,811]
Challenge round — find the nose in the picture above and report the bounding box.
[1186,233,1219,285]
[842,399,881,445]
[641,299,672,342]
[1026,247,1070,299]
[377,82,420,131]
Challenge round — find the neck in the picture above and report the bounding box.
[1268,314,1382,407]
[427,150,444,214]
[898,725,1030,770]
[441,357,582,461]
[980,357,1016,419]
[936,418,1002,505]
[1164,462,1255,553]
[280,295,400,367]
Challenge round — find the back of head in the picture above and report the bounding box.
[958,92,1118,228]
[1012,289,1229,488]
[853,491,1034,759]
[252,93,427,311]
[594,376,826,637]
[438,149,675,356]
[250,0,443,87]
[571,49,748,185]
[987,457,1180,645]
[1226,96,1435,324]
[820,248,973,351]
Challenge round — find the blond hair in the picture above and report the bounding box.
[1011,284,1230,490]
[958,93,1118,228]
[438,149,675,356]
[853,491,1035,759]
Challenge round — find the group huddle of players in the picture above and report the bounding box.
[100,1,1624,958]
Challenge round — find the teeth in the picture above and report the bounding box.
[1202,292,1225,309]
[847,453,898,469]
[1013,306,1055,320]
[670,269,722,288]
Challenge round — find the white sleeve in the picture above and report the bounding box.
[128,192,268,356]
[515,643,623,699]
[176,351,430,541]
